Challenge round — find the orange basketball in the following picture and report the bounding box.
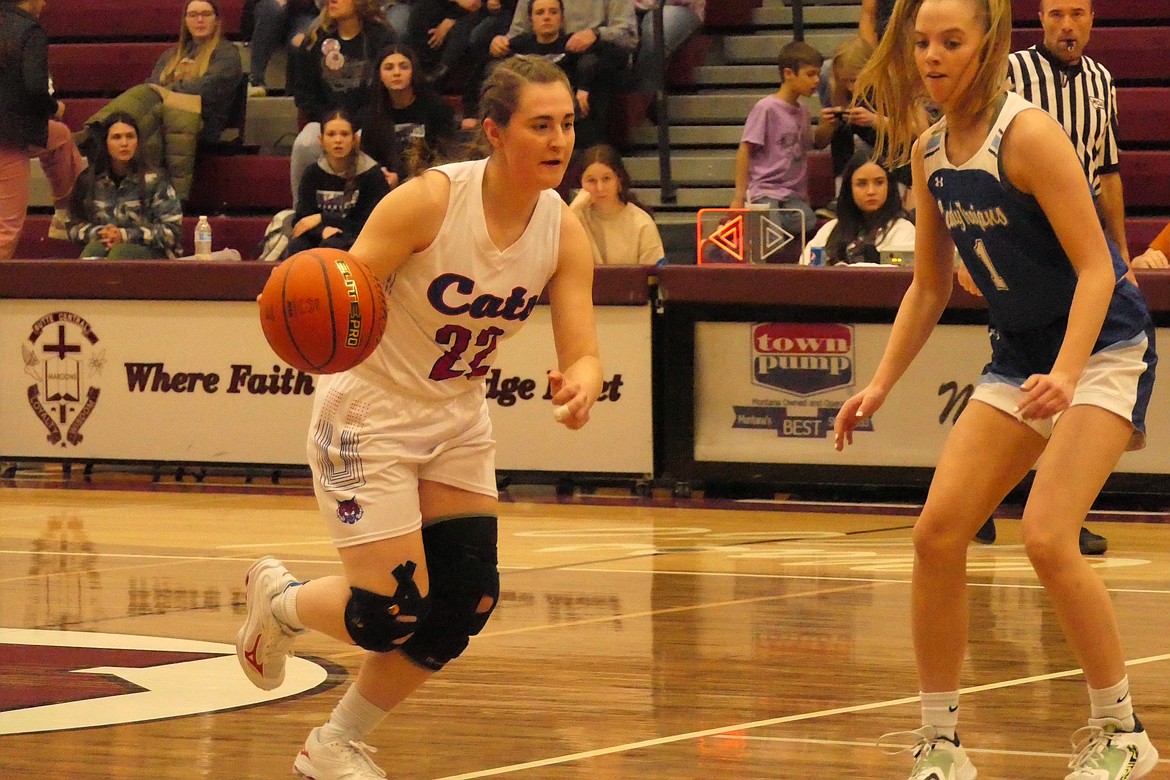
[258,248,387,374]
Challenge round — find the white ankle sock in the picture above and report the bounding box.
[319,687,389,744]
[272,582,304,631]
[921,690,960,741]
[1088,676,1136,730]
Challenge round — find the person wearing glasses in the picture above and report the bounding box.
[76,0,242,198]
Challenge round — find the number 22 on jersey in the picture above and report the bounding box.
[429,325,505,380]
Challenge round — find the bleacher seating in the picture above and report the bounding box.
[15,0,1170,263]
[16,215,270,261]
[50,42,173,96]
[40,0,245,39]
[1012,0,1170,23]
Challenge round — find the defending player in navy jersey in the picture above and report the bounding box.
[236,55,602,780]
[833,1,1158,778]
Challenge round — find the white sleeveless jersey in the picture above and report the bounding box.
[351,158,563,400]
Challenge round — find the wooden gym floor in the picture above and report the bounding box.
[1,473,1169,778]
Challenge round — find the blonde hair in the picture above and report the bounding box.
[304,0,387,49]
[829,36,874,107]
[856,0,1012,165]
[159,0,222,86]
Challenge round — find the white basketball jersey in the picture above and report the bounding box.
[351,158,563,400]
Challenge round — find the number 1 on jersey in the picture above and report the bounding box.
[974,238,1009,291]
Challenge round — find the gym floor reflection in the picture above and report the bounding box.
[2,483,1168,778]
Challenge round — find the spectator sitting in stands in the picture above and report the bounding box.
[491,0,635,147]
[456,0,518,130]
[288,0,395,209]
[493,0,597,129]
[407,0,485,89]
[1132,222,1170,269]
[288,109,390,256]
[67,112,183,259]
[818,36,923,220]
[570,144,663,265]
[801,153,913,266]
[244,0,321,96]
[731,40,832,244]
[360,44,458,188]
[632,0,704,94]
[819,38,876,184]
[79,0,243,200]
[0,0,85,258]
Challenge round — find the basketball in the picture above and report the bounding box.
[258,248,387,374]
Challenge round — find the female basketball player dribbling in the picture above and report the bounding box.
[833,1,1158,778]
[236,55,602,780]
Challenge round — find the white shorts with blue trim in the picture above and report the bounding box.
[972,333,1154,451]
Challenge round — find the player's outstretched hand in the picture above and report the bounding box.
[1014,372,1075,421]
[833,386,887,451]
[547,369,591,430]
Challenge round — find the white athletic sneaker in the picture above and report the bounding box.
[294,726,387,779]
[881,726,977,780]
[235,556,301,690]
[1065,716,1159,779]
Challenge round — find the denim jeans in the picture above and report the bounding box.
[634,5,702,91]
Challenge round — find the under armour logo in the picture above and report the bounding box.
[934,176,944,188]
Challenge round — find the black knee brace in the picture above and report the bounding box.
[344,561,431,653]
[400,515,499,671]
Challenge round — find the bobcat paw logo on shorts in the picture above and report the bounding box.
[337,497,364,524]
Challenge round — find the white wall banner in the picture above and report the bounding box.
[694,321,1170,474]
[0,301,653,473]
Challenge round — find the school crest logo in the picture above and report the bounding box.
[752,323,854,396]
[22,312,104,447]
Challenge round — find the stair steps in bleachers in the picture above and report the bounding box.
[621,0,1170,263]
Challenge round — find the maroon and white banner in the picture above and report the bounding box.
[694,321,1170,474]
[0,300,653,473]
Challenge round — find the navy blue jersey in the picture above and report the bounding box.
[922,93,1149,374]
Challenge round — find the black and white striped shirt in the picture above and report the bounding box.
[1007,44,1120,195]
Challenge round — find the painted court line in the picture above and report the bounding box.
[716,734,1170,764]
[435,653,1170,779]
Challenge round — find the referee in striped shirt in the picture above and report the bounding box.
[1007,0,1129,263]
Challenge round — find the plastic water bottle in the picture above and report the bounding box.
[194,216,213,260]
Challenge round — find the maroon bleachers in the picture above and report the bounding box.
[1009,28,1167,82]
[1116,89,1170,145]
[1118,151,1170,210]
[1128,217,1169,256]
[188,156,292,214]
[49,42,172,97]
[58,99,111,133]
[41,0,245,39]
[705,0,762,27]
[1012,0,1170,24]
[16,215,271,260]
